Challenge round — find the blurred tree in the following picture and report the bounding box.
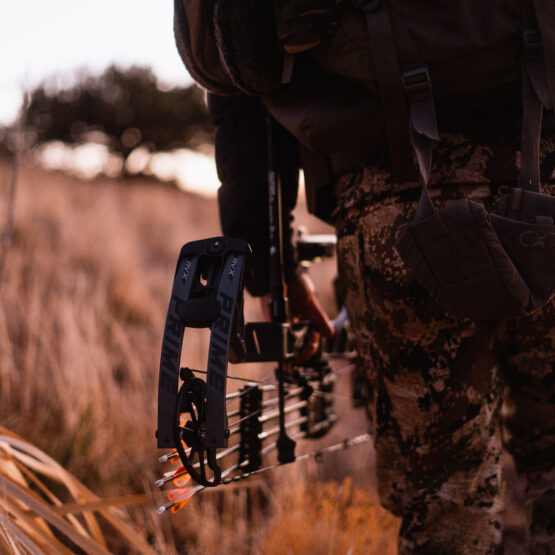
[0,127,10,159]
[24,66,213,160]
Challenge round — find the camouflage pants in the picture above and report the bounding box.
[334,133,555,554]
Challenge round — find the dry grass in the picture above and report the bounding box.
[261,478,398,555]
[0,426,160,554]
[0,160,218,489]
[0,157,399,553]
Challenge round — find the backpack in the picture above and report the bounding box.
[174,0,555,319]
[174,0,553,181]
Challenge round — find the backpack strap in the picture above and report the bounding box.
[401,65,440,185]
[520,69,543,192]
[362,1,417,183]
[531,0,555,109]
[523,28,552,110]
[363,0,439,184]
[519,0,552,192]
[390,10,440,185]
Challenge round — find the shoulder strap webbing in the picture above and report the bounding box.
[520,69,543,192]
[523,28,553,111]
[390,10,440,185]
[363,2,417,183]
[402,65,440,185]
[520,0,551,192]
[364,1,439,184]
[531,0,555,109]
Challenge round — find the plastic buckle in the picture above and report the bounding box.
[357,0,381,13]
[523,28,543,61]
[402,65,432,98]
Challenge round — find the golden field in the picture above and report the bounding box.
[0,156,399,553]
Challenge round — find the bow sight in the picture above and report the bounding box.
[156,115,358,506]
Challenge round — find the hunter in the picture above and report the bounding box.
[174,0,555,552]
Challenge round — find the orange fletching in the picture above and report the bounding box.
[167,488,195,513]
[172,472,191,488]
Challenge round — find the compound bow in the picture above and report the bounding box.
[155,115,365,514]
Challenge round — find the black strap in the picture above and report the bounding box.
[414,183,435,222]
[364,4,416,183]
[523,28,553,110]
[389,10,440,185]
[520,69,543,192]
[402,66,440,184]
[365,2,439,184]
[520,0,548,192]
[531,0,555,109]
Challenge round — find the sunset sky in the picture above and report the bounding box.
[0,1,193,123]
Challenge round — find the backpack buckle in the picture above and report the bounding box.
[523,28,543,61]
[356,0,381,12]
[402,65,432,101]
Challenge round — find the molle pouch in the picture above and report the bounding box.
[394,185,555,321]
[491,187,555,308]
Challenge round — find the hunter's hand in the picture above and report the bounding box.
[261,273,334,363]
